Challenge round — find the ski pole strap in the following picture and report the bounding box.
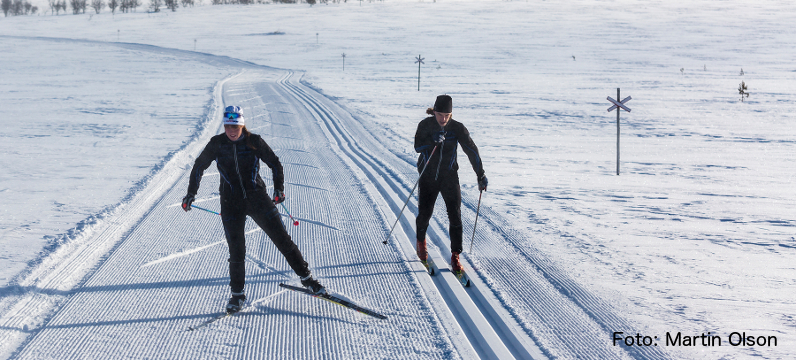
[191,204,220,215]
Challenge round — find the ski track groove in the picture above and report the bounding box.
[277,73,530,359]
[282,71,674,358]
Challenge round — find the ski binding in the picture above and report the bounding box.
[421,258,435,275]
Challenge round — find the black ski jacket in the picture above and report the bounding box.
[187,133,284,199]
[414,116,485,179]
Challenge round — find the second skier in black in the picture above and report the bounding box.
[414,95,487,273]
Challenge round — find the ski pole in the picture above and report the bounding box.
[469,190,483,254]
[383,145,438,245]
[279,202,300,226]
[190,204,220,215]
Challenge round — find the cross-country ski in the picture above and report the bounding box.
[278,283,388,320]
[187,311,239,332]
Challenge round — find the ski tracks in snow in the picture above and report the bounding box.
[0,39,672,360]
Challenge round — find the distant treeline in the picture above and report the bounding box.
[2,0,374,17]
[2,0,38,16]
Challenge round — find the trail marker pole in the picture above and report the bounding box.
[606,88,632,175]
[415,55,424,91]
[342,53,346,71]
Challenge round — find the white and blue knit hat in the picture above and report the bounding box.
[223,105,245,126]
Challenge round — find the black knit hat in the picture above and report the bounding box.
[433,95,453,113]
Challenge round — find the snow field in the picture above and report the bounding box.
[2,1,795,358]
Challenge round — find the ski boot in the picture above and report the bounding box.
[451,251,463,273]
[417,238,428,261]
[451,251,471,287]
[417,238,435,274]
[226,292,246,314]
[301,274,327,295]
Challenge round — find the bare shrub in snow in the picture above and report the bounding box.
[2,0,11,16]
[90,0,102,13]
[738,81,750,102]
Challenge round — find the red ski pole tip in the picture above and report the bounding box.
[293,220,299,226]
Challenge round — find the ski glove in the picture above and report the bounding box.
[273,189,286,204]
[478,175,488,192]
[181,194,195,211]
[433,131,446,144]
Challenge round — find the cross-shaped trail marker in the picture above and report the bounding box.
[415,55,424,91]
[607,88,632,175]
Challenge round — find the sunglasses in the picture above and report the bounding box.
[224,112,241,119]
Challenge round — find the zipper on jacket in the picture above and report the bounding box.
[233,143,247,199]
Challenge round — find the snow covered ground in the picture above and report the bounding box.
[1,1,795,359]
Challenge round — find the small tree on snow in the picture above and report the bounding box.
[738,81,749,102]
[2,0,12,16]
[107,0,116,12]
[90,0,102,13]
[164,0,176,11]
[149,0,160,12]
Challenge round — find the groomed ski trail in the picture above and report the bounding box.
[3,66,472,360]
[275,71,672,360]
[0,39,674,360]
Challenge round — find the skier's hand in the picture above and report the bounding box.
[478,175,488,192]
[181,194,195,211]
[433,131,446,144]
[273,189,286,204]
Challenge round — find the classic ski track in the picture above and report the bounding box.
[276,75,672,359]
[276,74,544,359]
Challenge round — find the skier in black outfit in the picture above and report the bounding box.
[182,105,325,314]
[414,95,488,272]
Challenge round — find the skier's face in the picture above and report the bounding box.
[225,125,243,141]
[435,111,452,127]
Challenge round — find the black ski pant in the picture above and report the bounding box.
[416,170,463,254]
[220,189,310,294]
